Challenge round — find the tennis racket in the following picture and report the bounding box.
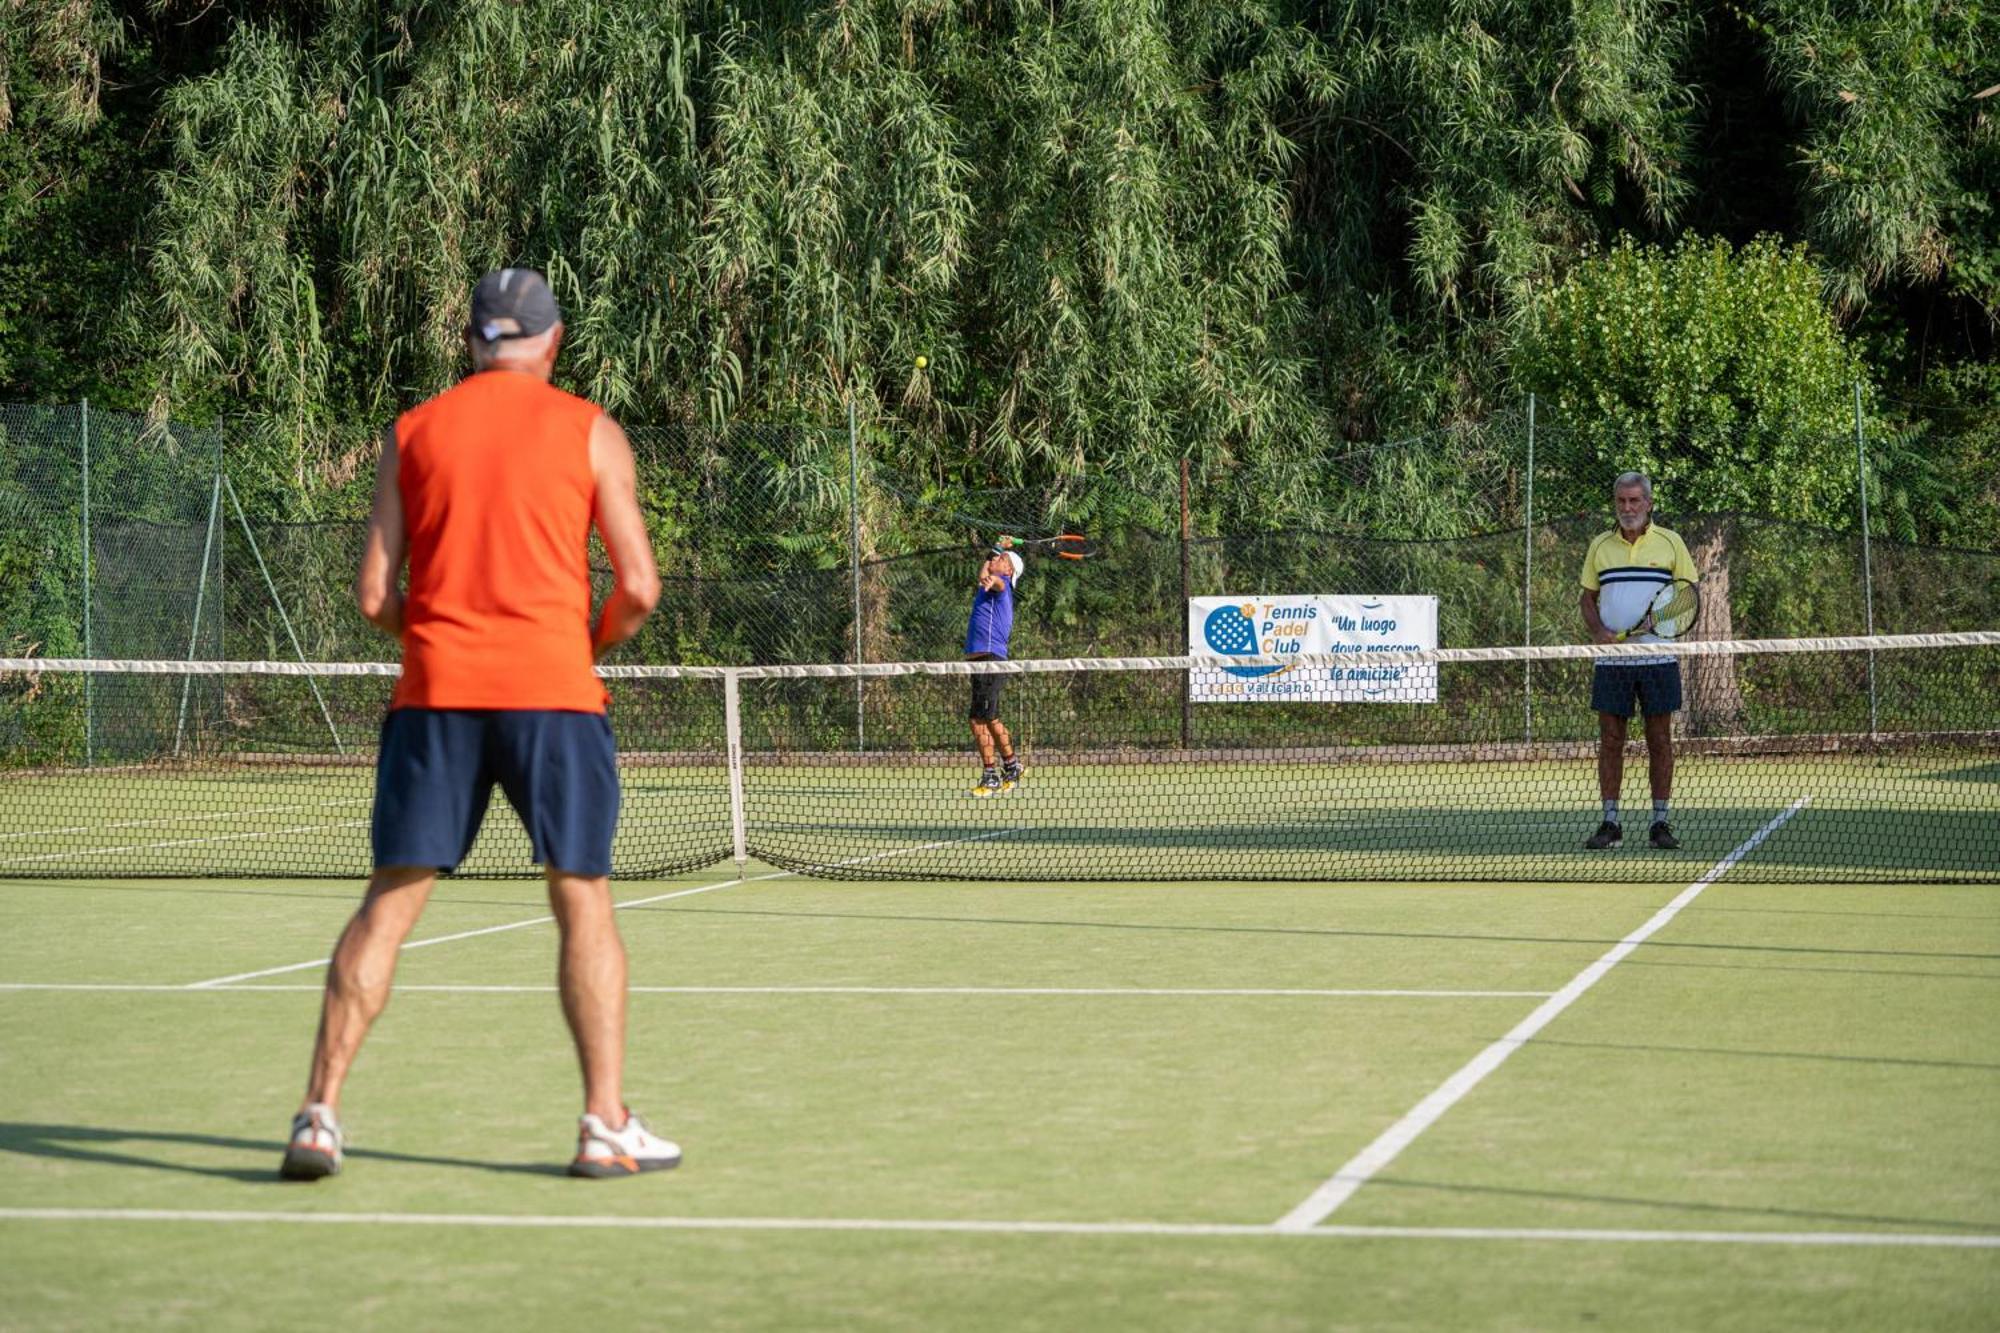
[995,533,1094,561]
[1615,578,1701,641]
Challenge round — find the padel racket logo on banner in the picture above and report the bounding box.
[1188,595,1438,702]
[1201,603,1288,679]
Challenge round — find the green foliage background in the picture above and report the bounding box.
[1,0,1994,545]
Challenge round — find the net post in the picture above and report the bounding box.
[80,398,93,768]
[849,400,864,753]
[1854,380,1878,737]
[173,446,224,756]
[724,668,748,870]
[1180,456,1192,750]
[1522,393,1535,744]
[224,475,345,755]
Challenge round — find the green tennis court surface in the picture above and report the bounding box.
[4,858,1996,1329]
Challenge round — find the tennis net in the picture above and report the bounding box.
[3,633,1996,882]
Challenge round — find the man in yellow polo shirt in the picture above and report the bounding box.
[1578,471,1698,851]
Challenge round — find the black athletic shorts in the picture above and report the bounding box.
[967,653,1005,722]
[1591,661,1682,718]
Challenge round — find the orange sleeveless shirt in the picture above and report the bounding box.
[389,370,607,712]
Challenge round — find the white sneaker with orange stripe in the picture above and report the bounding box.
[569,1109,682,1178]
[279,1102,343,1180]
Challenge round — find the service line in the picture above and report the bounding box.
[0,1206,1990,1249]
[182,829,1023,989]
[0,983,1553,999]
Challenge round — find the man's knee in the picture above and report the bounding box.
[367,864,434,892]
[547,872,614,925]
[358,866,434,924]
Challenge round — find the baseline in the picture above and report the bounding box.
[1273,796,1813,1232]
[0,797,374,844]
[0,818,371,869]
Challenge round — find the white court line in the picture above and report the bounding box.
[186,877,752,988]
[1273,795,1814,1233]
[0,983,1553,998]
[0,1207,1990,1248]
[0,797,374,843]
[184,829,1022,989]
[0,818,371,867]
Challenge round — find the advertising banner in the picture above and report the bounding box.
[1187,595,1439,702]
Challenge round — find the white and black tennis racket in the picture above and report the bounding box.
[1615,578,1701,641]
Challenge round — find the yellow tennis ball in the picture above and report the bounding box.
[915,355,928,369]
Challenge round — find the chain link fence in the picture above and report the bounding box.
[6,398,1996,715]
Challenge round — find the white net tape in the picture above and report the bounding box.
[6,630,1997,681]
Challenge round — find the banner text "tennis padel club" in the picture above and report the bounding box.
[1188,595,1439,702]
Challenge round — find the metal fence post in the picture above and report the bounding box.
[1854,381,1878,736]
[1180,457,1192,749]
[849,400,864,752]
[1523,392,1535,743]
[81,398,93,767]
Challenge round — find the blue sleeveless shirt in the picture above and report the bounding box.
[964,573,1016,657]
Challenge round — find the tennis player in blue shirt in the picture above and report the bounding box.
[965,538,1025,797]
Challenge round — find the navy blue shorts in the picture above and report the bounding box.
[1591,661,1682,718]
[371,709,621,876]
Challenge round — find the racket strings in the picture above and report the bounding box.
[1656,587,1698,619]
[1648,581,1700,638]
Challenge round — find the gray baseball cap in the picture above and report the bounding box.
[469,267,562,343]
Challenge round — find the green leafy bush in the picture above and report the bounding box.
[1513,235,1867,522]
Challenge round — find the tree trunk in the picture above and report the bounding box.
[1682,515,1744,735]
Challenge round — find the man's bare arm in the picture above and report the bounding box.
[1579,588,1616,644]
[355,425,406,637]
[589,413,660,661]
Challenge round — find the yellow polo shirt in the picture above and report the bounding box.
[1580,523,1697,590]
[1580,523,1697,650]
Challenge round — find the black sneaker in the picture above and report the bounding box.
[1583,821,1622,850]
[1649,820,1679,850]
[1000,757,1023,791]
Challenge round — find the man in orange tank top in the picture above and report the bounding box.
[280,269,680,1180]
